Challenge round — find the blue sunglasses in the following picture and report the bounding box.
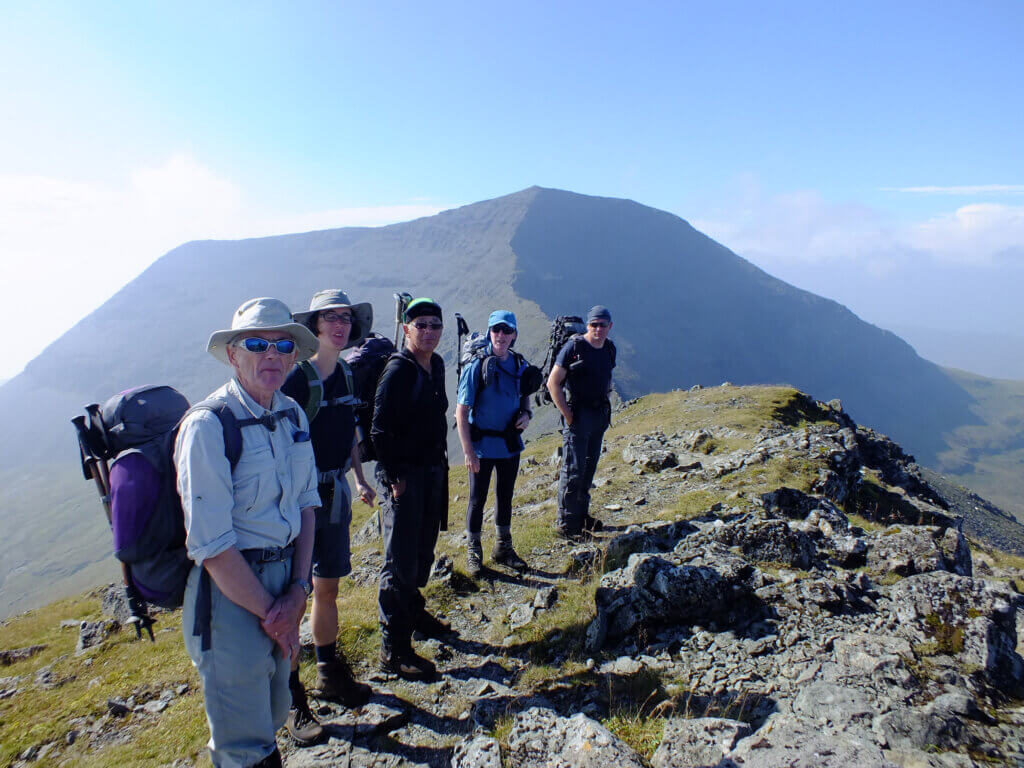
[235,337,297,354]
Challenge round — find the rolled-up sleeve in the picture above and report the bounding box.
[175,409,236,565]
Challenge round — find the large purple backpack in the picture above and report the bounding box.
[78,386,252,608]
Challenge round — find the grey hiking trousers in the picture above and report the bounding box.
[182,557,291,768]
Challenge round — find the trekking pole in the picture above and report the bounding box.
[71,415,156,641]
[392,292,412,349]
[455,313,469,383]
[72,415,112,522]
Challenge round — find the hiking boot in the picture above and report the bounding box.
[466,538,484,578]
[413,610,453,641]
[314,656,372,708]
[379,647,438,683]
[285,697,325,748]
[251,747,283,767]
[555,525,591,542]
[583,515,604,532]
[492,540,528,571]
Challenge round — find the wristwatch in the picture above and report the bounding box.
[292,577,313,598]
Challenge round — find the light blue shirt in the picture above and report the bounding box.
[175,378,320,565]
[457,348,527,459]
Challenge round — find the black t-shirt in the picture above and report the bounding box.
[281,362,356,472]
[555,336,615,407]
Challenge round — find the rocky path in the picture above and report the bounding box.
[279,388,1024,768]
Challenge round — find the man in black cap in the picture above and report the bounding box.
[371,297,451,681]
[546,305,617,539]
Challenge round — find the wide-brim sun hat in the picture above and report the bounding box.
[292,289,373,348]
[207,297,320,364]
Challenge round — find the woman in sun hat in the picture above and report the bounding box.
[175,297,320,768]
[278,289,375,745]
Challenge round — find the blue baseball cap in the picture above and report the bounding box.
[487,310,517,331]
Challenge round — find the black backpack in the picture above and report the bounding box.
[535,316,587,405]
[73,386,278,613]
[344,333,397,462]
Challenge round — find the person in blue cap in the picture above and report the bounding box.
[455,310,533,576]
[546,305,617,539]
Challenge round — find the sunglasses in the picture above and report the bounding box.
[588,322,609,329]
[491,324,515,335]
[410,321,444,331]
[320,311,353,324]
[235,337,297,354]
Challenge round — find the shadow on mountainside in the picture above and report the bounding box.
[510,187,979,468]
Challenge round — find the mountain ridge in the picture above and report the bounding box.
[0,185,1021,617]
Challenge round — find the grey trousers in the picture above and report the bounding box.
[557,404,609,532]
[376,463,447,652]
[182,559,291,768]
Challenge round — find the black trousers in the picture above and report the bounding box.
[376,464,447,651]
[466,454,521,533]
[557,404,609,532]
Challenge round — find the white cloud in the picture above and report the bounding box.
[0,154,449,380]
[693,185,1024,269]
[907,203,1024,264]
[883,185,1024,195]
[691,188,901,272]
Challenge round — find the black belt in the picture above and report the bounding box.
[241,544,295,564]
[193,544,296,651]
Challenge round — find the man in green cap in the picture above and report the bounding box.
[371,298,451,681]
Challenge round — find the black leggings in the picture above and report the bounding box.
[466,455,521,533]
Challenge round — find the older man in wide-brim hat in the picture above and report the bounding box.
[175,297,321,768]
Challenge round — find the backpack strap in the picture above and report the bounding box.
[388,352,426,404]
[300,360,360,425]
[299,360,324,424]
[336,358,359,406]
[187,397,299,469]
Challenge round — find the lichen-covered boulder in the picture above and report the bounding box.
[506,707,645,768]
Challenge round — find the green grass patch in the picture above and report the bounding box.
[603,711,667,759]
[0,595,203,767]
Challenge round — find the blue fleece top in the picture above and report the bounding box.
[457,345,527,459]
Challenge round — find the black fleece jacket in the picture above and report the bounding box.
[370,348,448,483]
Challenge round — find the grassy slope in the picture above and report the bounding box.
[2,385,1020,765]
[939,369,1024,523]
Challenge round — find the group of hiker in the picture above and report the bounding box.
[78,290,615,768]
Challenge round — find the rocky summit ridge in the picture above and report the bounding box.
[1,385,1022,768]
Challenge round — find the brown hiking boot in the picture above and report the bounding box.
[379,646,438,683]
[314,656,372,708]
[285,685,325,747]
[466,538,484,577]
[492,539,528,571]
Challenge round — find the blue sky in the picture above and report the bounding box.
[2,0,1023,379]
